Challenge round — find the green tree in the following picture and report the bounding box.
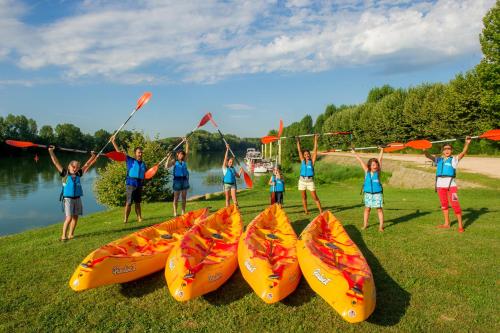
[366,85,395,103]
[39,125,55,144]
[3,114,38,140]
[476,0,500,124]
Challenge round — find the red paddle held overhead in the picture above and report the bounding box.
[144,113,212,180]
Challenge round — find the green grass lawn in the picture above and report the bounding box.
[1,175,499,332]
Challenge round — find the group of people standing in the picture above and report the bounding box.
[47,132,472,241]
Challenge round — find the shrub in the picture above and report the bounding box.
[94,133,172,207]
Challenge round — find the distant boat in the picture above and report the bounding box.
[245,148,273,174]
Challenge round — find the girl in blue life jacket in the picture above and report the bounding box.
[222,143,243,207]
[268,165,285,207]
[169,140,189,217]
[296,135,322,215]
[48,146,97,241]
[351,147,384,232]
[423,137,471,232]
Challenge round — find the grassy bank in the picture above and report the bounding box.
[1,166,499,332]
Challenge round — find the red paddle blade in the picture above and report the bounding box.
[136,92,152,110]
[198,113,212,128]
[105,151,126,162]
[277,119,284,138]
[144,164,159,180]
[383,142,405,153]
[406,139,432,150]
[207,112,218,127]
[479,129,500,139]
[5,140,36,148]
[242,170,253,188]
[261,135,278,144]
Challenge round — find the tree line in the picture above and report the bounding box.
[276,2,499,166]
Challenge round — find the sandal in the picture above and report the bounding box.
[59,237,68,242]
[458,227,464,233]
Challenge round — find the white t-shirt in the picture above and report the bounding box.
[435,156,459,188]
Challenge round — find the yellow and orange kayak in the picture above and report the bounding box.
[69,208,208,291]
[165,205,242,301]
[238,204,301,303]
[297,211,376,323]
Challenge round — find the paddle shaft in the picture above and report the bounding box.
[216,129,244,168]
[96,106,139,156]
[280,132,350,140]
[156,125,201,166]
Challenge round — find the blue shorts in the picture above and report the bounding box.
[173,177,190,192]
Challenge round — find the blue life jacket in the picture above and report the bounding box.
[436,157,456,177]
[128,159,146,179]
[270,175,285,193]
[173,161,189,179]
[62,174,83,198]
[223,167,236,184]
[300,160,314,177]
[363,171,383,194]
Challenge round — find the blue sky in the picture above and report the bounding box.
[0,0,494,137]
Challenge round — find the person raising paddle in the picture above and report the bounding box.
[167,139,190,217]
[111,136,146,223]
[222,143,243,207]
[296,135,322,214]
[423,137,471,232]
[48,146,97,241]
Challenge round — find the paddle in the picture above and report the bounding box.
[430,129,500,144]
[5,140,126,161]
[208,114,253,189]
[262,131,351,144]
[144,113,212,180]
[96,92,152,157]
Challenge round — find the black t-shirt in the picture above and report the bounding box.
[60,169,83,178]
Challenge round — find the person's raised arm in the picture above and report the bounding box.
[378,146,384,168]
[82,152,97,174]
[351,148,368,172]
[222,144,230,168]
[296,137,304,161]
[48,146,63,174]
[268,175,275,186]
[422,149,436,162]
[457,136,472,161]
[236,167,243,178]
[110,135,122,153]
[312,134,318,164]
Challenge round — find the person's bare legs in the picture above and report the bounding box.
[438,209,450,228]
[61,215,71,240]
[301,190,308,214]
[231,188,238,207]
[377,208,384,232]
[181,190,187,214]
[310,191,322,213]
[225,190,231,207]
[173,191,180,216]
[363,207,370,230]
[135,203,142,222]
[124,203,132,223]
[68,216,78,239]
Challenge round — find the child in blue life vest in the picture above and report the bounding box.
[351,147,384,232]
[222,143,243,207]
[296,135,322,214]
[170,140,189,217]
[268,165,285,206]
[111,136,147,223]
[48,146,97,241]
[423,137,471,232]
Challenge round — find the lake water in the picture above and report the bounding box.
[0,151,246,236]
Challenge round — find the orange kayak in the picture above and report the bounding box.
[69,208,208,291]
[238,204,301,303]
[165,205,242,301]
[297,211,376,323]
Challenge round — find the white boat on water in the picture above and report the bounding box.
[244,148,273,174]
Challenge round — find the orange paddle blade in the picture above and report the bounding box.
[261,135,278,144]
[5,140,36,148]
[479,129,500,139]
[207,112,218,127]
[105,151,126,162]
[242,170,253,188]
[406,139,432,149]
[383,142,405,152]
[144,164,159,180]
[277,119,284,138]
[136,92,152,110]
[198,113,212,127]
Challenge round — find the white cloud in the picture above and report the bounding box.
[0,0,495,84]
[224,104,255,111]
